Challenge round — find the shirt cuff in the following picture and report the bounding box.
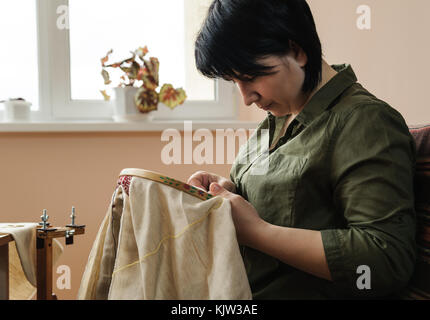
[320,229,352,284]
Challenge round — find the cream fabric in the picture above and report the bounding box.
[0,223,63,300]
[77,176,252,300]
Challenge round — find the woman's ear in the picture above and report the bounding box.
[289,40,308,68]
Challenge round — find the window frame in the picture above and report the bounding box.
[28,0,238,122]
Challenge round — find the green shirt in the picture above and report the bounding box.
[230,64,417,299]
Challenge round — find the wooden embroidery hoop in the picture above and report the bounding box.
[119,168,214,201]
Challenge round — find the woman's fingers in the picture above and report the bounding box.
[187,171,211,191]
[217,177,237,193]
[187,171,237,193]
[187,177,207,191]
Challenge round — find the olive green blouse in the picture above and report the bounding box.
[230,64,417,299]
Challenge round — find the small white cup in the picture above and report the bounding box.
[3,100,32,121]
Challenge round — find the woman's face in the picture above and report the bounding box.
[232,51,308,117]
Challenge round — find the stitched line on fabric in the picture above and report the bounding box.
[111,198,224,276]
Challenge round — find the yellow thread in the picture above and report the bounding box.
[112,199,223,275]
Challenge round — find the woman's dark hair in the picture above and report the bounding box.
[195,0,322,93]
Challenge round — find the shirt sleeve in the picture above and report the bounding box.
[321,103,417,298]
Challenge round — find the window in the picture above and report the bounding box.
[69,0,189,101]
[0,0,39,110]
[1,0,237,122]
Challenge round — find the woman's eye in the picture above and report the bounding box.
[229,75,257,84]
[244,76,257,82]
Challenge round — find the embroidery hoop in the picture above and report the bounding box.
[118,168,214,201]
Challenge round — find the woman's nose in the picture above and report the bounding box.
[236,81,259,106]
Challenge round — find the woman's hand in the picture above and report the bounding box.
[208,182,267,247]
[188,171,267,247]
[187,171,236,193]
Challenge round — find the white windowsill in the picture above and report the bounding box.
[0,119,261,132]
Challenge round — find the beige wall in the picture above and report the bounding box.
[1,1,430,300]
[307,0,430,125]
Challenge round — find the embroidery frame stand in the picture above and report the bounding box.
[0,225,85,300]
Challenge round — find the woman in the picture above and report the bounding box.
[188,0,416,299]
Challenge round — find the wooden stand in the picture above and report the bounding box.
[36,226,85,300]
[0,233,13,300]
[0,226,85,300]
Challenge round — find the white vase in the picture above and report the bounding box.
[3,100,32,121]
[113,87,155,122]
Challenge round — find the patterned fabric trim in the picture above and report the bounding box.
[409,125,430,156]
[400,286,430,300]
[117,175,132,196]
[402,126,430,300]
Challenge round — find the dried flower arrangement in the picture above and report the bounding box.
[100,46,187,113]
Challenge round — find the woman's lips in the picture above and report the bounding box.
[259,103,272,110]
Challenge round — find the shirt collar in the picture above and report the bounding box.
[268,64,358,127]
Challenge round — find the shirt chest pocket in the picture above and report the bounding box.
[239,153,308,227]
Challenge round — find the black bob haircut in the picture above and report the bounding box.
[195,0,323,93]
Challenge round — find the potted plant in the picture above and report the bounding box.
[100,46,187,121]
[1,98,32,122]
